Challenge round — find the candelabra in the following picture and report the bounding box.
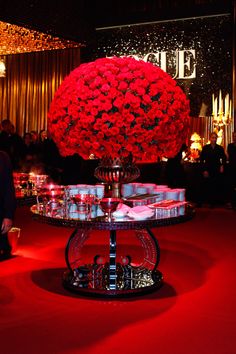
[212,90,232,129]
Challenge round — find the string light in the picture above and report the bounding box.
[0,21,83,55]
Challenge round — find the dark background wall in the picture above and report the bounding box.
[0,0,233,43]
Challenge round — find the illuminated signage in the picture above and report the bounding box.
[118,49,196,79]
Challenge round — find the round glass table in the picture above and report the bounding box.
[31,203,195,297]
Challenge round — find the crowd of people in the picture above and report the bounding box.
[166,131,236,209]
[0,118,94,187]
[0,118,68,261]
[0,118,74,184]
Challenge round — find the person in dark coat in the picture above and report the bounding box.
[166,143,188,188]
[199,131,226,207]
[0,119,11,155]
[0,119,25,169]
[37,130,63,183]
[226,131,236,208]
[0,150,17,260]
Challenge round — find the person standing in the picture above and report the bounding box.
[166,143,188,188]
[226,131,236,208]
[37,130,63,183]
[0,119,11,155]
[0,119,24,169]
[0,150,17,260]
[199,132,226,207]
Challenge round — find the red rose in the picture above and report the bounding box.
[48,56,190,162]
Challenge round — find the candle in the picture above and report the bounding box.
[218,90,222,114]
[229,99,232,118]
[225,93,229,118]
[212,94,215,115]
[214,97,218,118]
[224,94,227,117]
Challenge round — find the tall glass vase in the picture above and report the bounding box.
[94,154,140,198]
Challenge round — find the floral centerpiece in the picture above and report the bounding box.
[48,56,190,163]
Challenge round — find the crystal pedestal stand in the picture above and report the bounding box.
[63,227,163,297]
[94,156,140,198]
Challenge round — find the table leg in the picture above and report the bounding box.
[65,228,90,271]
[109,230,117,290]
[135,228,160,271]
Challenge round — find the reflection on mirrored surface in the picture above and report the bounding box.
[69,263,159,291]
[31,201,190,222]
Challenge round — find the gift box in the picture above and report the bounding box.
[124,193,163,207]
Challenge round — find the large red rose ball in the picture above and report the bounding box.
[48,56,190,162]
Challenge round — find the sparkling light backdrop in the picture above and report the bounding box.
[95,14,232,118]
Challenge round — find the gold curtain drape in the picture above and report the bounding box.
[0,48,80,136]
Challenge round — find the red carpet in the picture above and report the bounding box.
[0,206,236,354]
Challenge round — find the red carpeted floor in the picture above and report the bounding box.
[0,205,236,354]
